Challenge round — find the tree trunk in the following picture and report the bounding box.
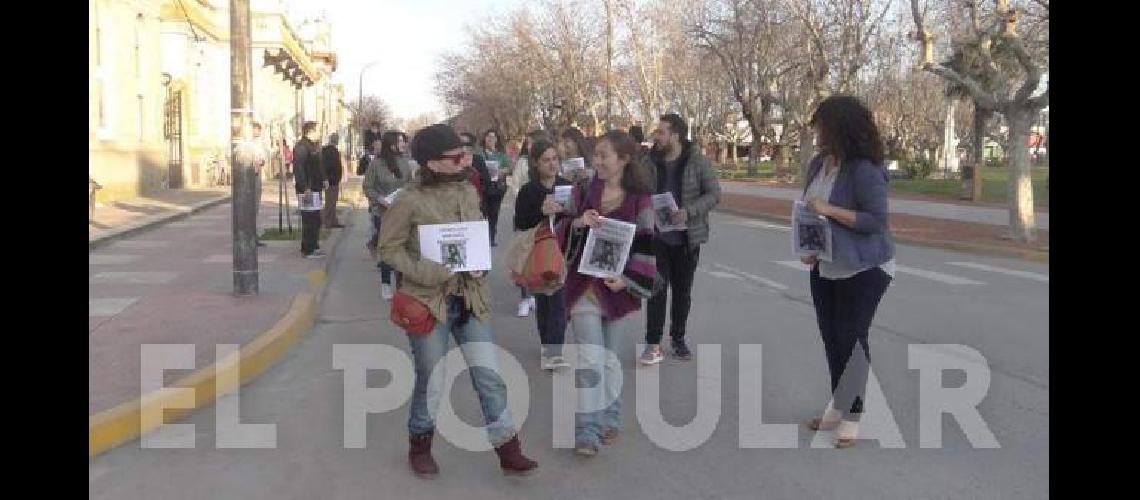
[940,98,958,179]
[799,125,814,186]
[966,107,992,201]
[747,121,763,176]
[1005,109,1035,244]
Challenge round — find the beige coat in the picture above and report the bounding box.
[377,178,491,323]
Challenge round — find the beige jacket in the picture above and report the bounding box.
[377,179,491,323]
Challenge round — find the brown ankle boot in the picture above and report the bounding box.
[408,432,439,479]
[494,435,538,476]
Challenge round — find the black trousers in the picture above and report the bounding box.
[808,265,891,419]
[485,193,504,244]
[646,243,701,345]
[534,289,567,356]
[301,209,322,255]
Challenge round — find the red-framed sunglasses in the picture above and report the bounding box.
[438,150,469,163]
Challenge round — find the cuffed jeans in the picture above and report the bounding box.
[570,297,628,446]
[406,297,516,445]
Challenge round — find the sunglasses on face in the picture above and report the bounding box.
[438,151,468,163]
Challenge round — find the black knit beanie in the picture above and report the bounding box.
[411,124,463,166]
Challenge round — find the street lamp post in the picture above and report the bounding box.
[357,60,382,156]
[230,0,257,295]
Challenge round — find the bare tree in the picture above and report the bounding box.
[691,0,799,175]
[348,95,392,132]
[786,0,894,181]
[911,0,1048,243]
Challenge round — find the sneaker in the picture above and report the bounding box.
[671,338,693,361]
[304,251,326,260]
[256,240,267,248]
[548,355,570,370]
[638,345,664,365]
[541,354,569,371]
[516,299,531,317]
[381,284,394,300]
[574,441,598,457]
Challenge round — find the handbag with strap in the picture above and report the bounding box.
[520,217,566,294]
[505,225,538,285]
[389,288,436,335]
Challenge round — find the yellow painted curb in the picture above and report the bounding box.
[89,292,318,458]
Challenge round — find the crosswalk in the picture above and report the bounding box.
[709,259,1046,291]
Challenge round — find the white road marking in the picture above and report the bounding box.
[727,219,791,232]
[895,265,985,285]
[712,263,789,291]
[773,260,811,272]
[946,261,1049,283]
[708,270,744,280]
[774,261,985,286]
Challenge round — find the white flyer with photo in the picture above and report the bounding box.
[298,191,323,211]
[485,160,501,181]
[792,200,833,262]
[382,188,403,206]
[561,157,585,174]
[651,193,687,232]
[418,220,492,272]
[578,217,637,279]
[553,185,574,205]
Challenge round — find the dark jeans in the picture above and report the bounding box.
[485,193,504,244]
[808,265,892,419]
[646,243,701,345]
[300,209,322,255]
[534,289,567,356]
[369,214,393,284]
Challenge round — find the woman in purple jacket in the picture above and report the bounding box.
[559,130,658,456]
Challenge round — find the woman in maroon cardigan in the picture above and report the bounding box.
[558,130,658,456]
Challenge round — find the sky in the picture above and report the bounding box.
[285,0,528,122]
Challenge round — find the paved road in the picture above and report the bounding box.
[89,205,1049,500]
[722,182,1050,230]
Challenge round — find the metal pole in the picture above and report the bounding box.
[230,0,258,295]
[357,60,381,154]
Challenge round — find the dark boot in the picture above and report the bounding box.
[408,432,439,479]
[494,435,538,476]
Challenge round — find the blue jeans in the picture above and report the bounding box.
[570,298,628,446]
[406,297,516,445]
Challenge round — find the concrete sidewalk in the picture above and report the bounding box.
[90,188,232,247]
[89,179,362,455]
[721,181,1050,230]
